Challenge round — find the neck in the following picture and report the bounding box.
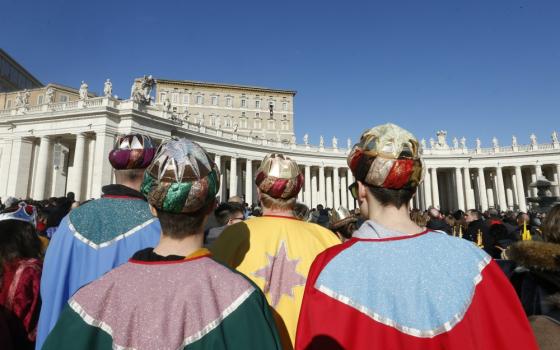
[153,231,204,258]
[117,180,142,192]
[262,207,295,218]
[368,201,423,234]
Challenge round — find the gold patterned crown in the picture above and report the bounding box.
[347,123,424,189]
[255,153,303,199]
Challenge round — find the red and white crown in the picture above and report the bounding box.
[0,202,37,227]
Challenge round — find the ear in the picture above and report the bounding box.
[149,204,158,217]
[357,181,369,204]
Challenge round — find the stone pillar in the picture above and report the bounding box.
[515,166,527,212]
[496,165,507,211]
[455,167,465,211]
[229,156,237,197]
[341,169,348,209]
[477,167,488,211]
[555,164,560,197]
[536,163,543,178]
[7,138,34,198]
[67,133,86,200]
[326,168,333,208]
[431,168,440,209]
[423,168,432,209]
[91,132,115,198]
[318,165,325,206]
[311,169,317,208]
[333,168,340,209]
[463,167,475,209]
[0,140,14,197]
[304,165,311,206]
[347,168,354,210]
[245,159,253,205]
[33,136,52,199]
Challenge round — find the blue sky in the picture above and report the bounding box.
[3,0,559,147]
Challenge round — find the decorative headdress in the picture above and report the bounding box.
[347,123,424,189]
[255,153,303,199]
[0,202,37,227]
[140,138,220,214]
[329,206,357,230]
[108,134,157,170]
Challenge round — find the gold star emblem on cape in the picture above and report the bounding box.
[253,241,307,307]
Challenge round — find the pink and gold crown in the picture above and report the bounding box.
[108,134,156,170]
[0,202,37,227]
[255,153,303,199]
[348,123,424,190]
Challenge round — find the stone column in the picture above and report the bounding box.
[91,132,115,198]
[229,156,237,197]
[7,138,34,198]
[496,165,507,211]
[463,167,475,209]
[318,165,325,206]
[245,159,252,205]
[333,168,340,209]
[67,133,86,200]
[33,136,52,199]
[455,167,465,211]
[515,165,527,212]
[311,169,317,208]
[431,168,440,209]
[304,165,311,206]
[326,168,333,208]
[347,168,354,209]
[341,169,348,209]
[477,167,488,211]
[423,168,432,209]
[555,164,560,197]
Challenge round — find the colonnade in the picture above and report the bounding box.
[212,154,356,209]
[417,163,560,213]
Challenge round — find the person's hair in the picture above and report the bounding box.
[0,220,41,281]
[445,215,455,227]
[410,209,428,227]
[115,169,145,183]
[467,209,482,220]
[334,222,358,240]
[427,207,441,219]
[487,208,500,218]
[453,210,465,221]
[227,195,244,204]
[214,202,244,226]
[156,200,215,239]
[366,186,415,209]
[293,202,310,221]
[542,204,560,244]
[259,192,296,211]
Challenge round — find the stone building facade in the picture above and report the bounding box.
[0,79,559,214]
[153,79,296,143]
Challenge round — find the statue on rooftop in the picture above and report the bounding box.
[347,138,352,150]
[429,138,435,149]
[512,135,518,147]
[319,135,324,148]
[45,87,54,104]
[79,81,88,100]
[15,91,23,107]
[303,133,309,145]
[492,137,499,148]
[452,137,459,149]
[23,89,31,106]
[552,131,558,144]
[460,137,466,149]
[530,133,538,146]
[420,138,427,149]
[103,79,113,97]
[476,138,481,149]
[332,136,338,149]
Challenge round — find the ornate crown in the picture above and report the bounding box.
[0,202,37,227]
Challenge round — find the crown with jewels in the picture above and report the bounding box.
[0,202,37,227]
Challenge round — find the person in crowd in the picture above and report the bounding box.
[426,207,452,234]
[409,209,428,227]
[0,202,42,350]
[315,204,330,227]
[506,204,560,350]
[513,212,542,241]
[205,202,245,247]
[485,223,515,259]
[464,209,487,242]
[36,134,161,349]
[43,138,281,350]
[295,123,537,350]
[211,153,340,349]
[293,202,311,221]
[329,206,358,242]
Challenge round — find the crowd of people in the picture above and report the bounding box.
[0,124,557,349]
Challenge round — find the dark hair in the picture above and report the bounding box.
[0,220,41,281]
[334,222,358,240]
[367,186,415,209]
[453,210,465,221]
[542,204,560,244]
[156,200,215,239]
[467,209,482,220]
[214,202,244,226]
